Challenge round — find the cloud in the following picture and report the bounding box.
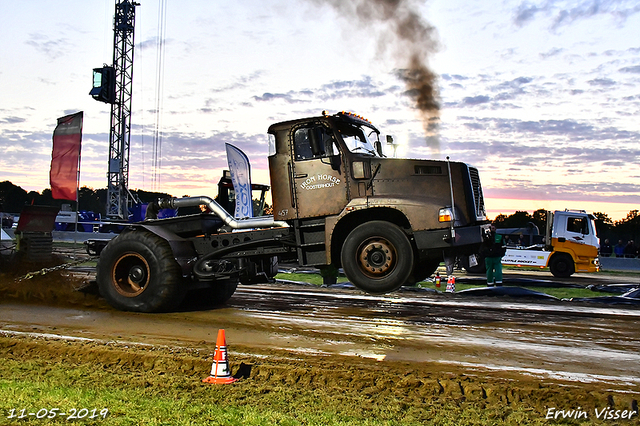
[253,76,395,104]
[496,77,533,90]
[418,117,640,184]
[318,76,388,100]
[209,71,266,94]
[514,0,640,30]
[253,92,309,104]
[588,77,616,87]
[382,118,408,127]
[488,77,534,101]
[540,47,564,59]
[461,95,491,106]
[463,122,486,131]
[442,74,541,109]
[0,129,55,186]
[465,117,640,143]
[0,116,26,124]
[514,2,543,26]
[619,65,640,74]
[441,74,470,82]
[484,183,640,204]
[142,129,267,169]
[25,33,69,60]
[136,36,175,52]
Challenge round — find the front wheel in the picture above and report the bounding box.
[341,221,414,294]
[549,253,575,278]
[97,230,185,312]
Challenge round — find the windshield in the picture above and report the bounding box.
[337,122,380,156]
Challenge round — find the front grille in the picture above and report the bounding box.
[468,167,486,219]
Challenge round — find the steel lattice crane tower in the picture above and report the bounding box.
[90,0,140,220]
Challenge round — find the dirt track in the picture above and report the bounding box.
[1,264,639,424]
[2,331,639,425]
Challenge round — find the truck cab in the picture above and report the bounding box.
[95,111,491,312]
[495,210,600,277]
[547,210,599,275]
[268,111,490,291]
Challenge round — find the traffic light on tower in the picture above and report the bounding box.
[89,66,116,104]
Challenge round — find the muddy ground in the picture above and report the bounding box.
[1,257,639,424]
[2,332,639,425]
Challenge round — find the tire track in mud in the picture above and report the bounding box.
[1,268,640,424]
[2,273,640,391]
[1,333,638,425]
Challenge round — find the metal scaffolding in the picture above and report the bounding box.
[106,0,139,220]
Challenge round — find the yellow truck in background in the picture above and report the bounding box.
[466,210,600,277]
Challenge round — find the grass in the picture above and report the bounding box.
[275,270,612,300]
[414,281,598,299]
[275,271,351,286]
[0,348,486,426]
[2,336,625,426]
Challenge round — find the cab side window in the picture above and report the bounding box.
[294,128,313,160]
[293,126,337,161]
[567,217,588,234]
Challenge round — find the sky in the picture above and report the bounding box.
[0,0,639,221]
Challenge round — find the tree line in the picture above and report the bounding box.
[0,181,172,216]
[0,180,266,221]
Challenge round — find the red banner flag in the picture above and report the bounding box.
[50,112,83,200]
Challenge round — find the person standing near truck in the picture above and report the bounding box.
[480,224,507,287]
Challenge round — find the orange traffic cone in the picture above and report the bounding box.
[202,329,238,384]
[445,276,456,293]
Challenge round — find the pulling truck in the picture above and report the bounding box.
[96,111,490,312]
[466,209,599,277]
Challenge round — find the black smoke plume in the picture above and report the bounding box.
[310,0,440,149]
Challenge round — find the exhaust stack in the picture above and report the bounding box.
[156,196,289,229]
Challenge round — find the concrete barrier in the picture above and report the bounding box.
[599,256,640,272]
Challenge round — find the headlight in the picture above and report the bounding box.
[438,207,453,222]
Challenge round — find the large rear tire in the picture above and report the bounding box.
[205,281,238,305]
[549,253,575,278]
[97,230,185,312]
[341,221,414,294]
[188,280,238,309]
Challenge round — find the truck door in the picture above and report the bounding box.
[564,214,590,244]
[289,124,348,219]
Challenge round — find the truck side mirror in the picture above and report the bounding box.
[374,140,383,157]
[330,154,341,171]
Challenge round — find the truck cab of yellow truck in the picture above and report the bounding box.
[497,210,599,277]
[544,210,599,276]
